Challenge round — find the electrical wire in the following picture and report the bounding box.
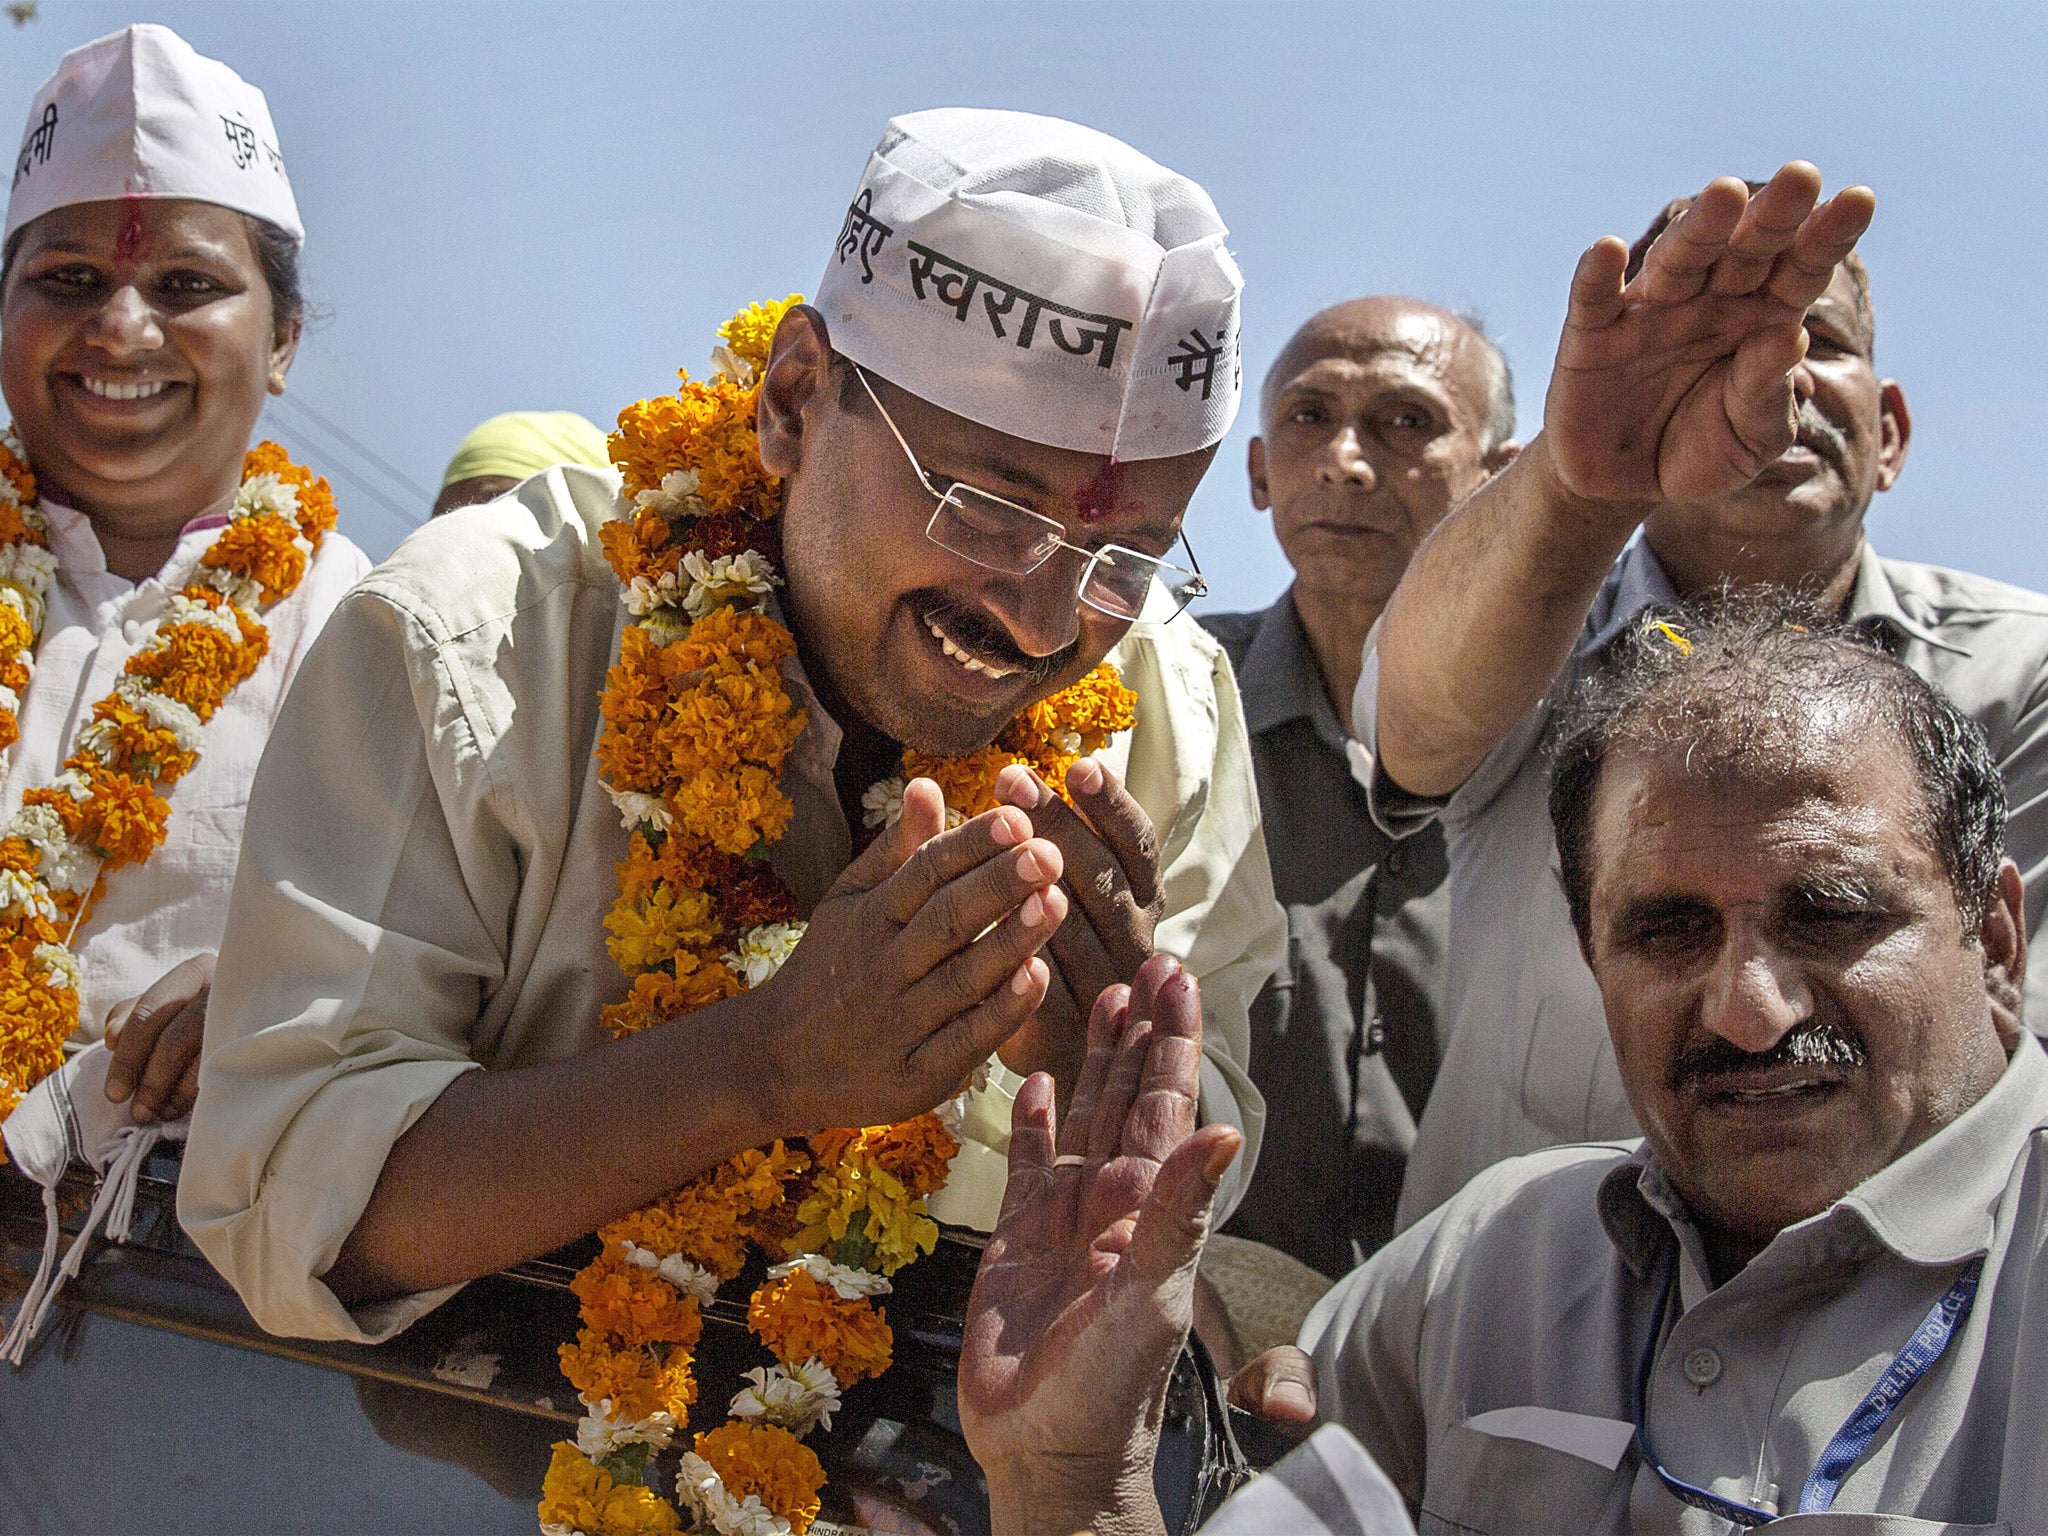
[268,388,436,506]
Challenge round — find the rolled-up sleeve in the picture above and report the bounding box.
[181,586,509,1344]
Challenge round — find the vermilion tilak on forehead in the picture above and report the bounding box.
[1073,457,1130,525]
[113,196,148,262]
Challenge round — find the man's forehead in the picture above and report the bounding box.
[1266,301,1484,409]
[1590,733,1932,892]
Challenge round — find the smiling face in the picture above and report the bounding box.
[759,307,1213,756]
[1645,264,1909,591]
[0,197,294,528]
[1582,726,2017,1265]
[1250,299,1512,612]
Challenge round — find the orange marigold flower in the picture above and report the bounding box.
[599,509,681,588]
[851,1115,961,1199]
[902,745,1015,819]
[204,511,309,603]
[556,1327,697,1425]
[690,1422,825,1532]
[572,1251,705,1349]
[747,1267,893,1384]
[671,763,794,857]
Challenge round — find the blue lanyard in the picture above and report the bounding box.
[1631,1249,1983,1524]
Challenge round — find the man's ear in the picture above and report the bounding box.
[1247,436,1271,511]
[1981,858,2027,1049]
[756,304,834,478]
[1874,379,1911,493]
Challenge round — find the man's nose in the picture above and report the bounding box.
[85,285,166,357]
[1700,925,1812,1054]
[1319,426,1377,491]
[983,562,1083,660]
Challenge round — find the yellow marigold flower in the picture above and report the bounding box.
[571,1251,705,1349]
[717,296,802,372]
[691,1422,826,1531]
[602,885,720,975]
[538,1444,682,1536]
[748,1267,893,1384]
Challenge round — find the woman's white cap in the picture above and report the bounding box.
[5,23,302,249]
[817,108,1241,463]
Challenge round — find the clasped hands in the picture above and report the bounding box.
[750,759,1162,1136]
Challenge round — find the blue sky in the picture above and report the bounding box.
[5,1,2043,613]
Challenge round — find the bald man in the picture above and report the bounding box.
[1201,298,1518,1277]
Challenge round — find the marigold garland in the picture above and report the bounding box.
[0,433,335,1129]
[541,300,1139,1536]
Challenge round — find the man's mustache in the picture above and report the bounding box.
[1791,401,1850,475]
[1671,1018,1868,1091]
[919,597,1075,688]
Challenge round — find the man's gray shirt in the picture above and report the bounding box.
[1302,1031,2048,1534]
[1204,593,1449,1276]
[1354,540,2048,1229]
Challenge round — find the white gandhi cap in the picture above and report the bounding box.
[817,108,1242,463]
[5,23,302,250]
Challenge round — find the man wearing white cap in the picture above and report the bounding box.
[183,108,1284,1344]
[0,27,368,1132]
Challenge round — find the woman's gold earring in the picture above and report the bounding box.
[268,370,287,394]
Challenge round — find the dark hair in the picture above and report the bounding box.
[1548,590,2007,949]
[1625,184,1874,354]
[0,209,304,345]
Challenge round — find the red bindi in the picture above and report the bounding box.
[113,196,147,262]
[1073,457,1127,525]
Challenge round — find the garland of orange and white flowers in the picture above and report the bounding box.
[538,299,1136,1536]
[0,434,335,1129]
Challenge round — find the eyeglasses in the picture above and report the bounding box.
[855,365,1208,623]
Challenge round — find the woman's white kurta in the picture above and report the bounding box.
[0,498,371,1034]
[182,465,1284,1344]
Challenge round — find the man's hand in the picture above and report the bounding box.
[752,776,1068,1135]
[993,759,1163,1086]
[961,955,1242,1536]
[1542,162,1874,512]
[1227,1345,1319,1431]
[104,952,214,1125]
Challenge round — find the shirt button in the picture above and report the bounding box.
[1682,1347,1722,1387]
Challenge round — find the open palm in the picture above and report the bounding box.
[959,955,1240,1529]
[1543,161,1875,507]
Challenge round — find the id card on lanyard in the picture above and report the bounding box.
[1631,1249,1983,1525]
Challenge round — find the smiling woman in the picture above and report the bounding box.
[0,25,370,1144]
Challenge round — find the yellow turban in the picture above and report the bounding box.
[439,411,612,489]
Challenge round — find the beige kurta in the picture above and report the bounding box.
[181,464,1283,1344]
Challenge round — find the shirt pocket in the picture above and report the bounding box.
[1420,1421,1633,1536]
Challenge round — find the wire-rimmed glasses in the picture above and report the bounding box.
[854,365,1208,622]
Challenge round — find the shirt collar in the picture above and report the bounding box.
[1236,588,1350,752]
[1843,540,1973,657]
[38,496,237,592]
[1600,1032,2048,1277]
[1582,536,1970,660]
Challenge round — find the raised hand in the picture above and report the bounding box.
[1542,162,1874,509]
[752,776,1068,1135]
[992,759,1163,1090]
[960,955,1242,1536]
